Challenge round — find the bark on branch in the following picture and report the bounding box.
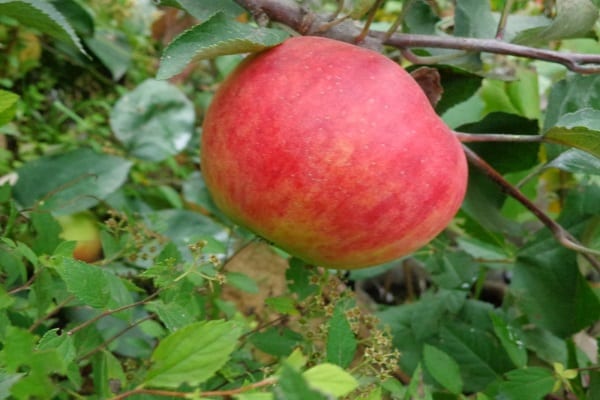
[234,0,600,74]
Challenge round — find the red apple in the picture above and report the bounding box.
[201,36,468,269]
[57,212,103,263]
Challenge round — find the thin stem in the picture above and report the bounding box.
[496,0,515,40]
[67,290,161,336]
[109,377,277,400]
[383,0,415,41]
[455,131,545,143]
[355,0,385,43]
[109,388,189,400]
[8,267,43,295]
[330,0,344,21]
[463,146,600,272]
[515,163,546,189]
[29,296,76,333]
[382,34,600,73]
[77,314,155,361]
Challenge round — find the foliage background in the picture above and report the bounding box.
[1,0,600,399]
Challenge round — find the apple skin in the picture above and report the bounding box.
[57,212,103,263]
[201,36,468,269]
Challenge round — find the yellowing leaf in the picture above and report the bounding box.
[302,363,358,397]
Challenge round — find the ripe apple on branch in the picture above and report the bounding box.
[195,0,600,271]
[201,36,467,269]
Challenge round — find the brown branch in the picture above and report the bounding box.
[77,314,155,361]
[463,146,600,272]
[109,377,277,400]
[455,132,546,143]
[67,290,161,336]
[29,295,76,333]
[233,0,600,73]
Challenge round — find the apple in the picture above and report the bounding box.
[201,36,468,269]
[57,212,103,263]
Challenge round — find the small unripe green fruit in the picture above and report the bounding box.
[201,36,468,269]
[57,212,103,263]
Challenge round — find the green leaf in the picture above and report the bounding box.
[13,148,132,215]
[326,304,357,368]
[0,0,87,55]
[513,0,599,46]
[0,326,64,398]
[302,363,359,398]
[145,320,240,388]
[544,108,600,158]
[511,225,600,338]
[437,322,514,392]
[424,250,479,290]
[31,211,62,255]
[265,296,298,315]
[110,79,195,161]
[435,66,482,115]
[156,12,289,80]
[460,112,540,173]
[489,314,527,368]
[36,328,76,366]
[235,394,274,400]
[147,300,196,332]
[182,172,230,221]
[84,28,131,81]
[456,237,513,263]
[401,364,427,400]
[92,351,127,399]
[1,326,36,372]
[0,371,25,400]
[226,272,259,294]
[162,0,244,20]
[0,287,15,310]
[282,348,308,372]
[454,0,496,38]
[50,257,110,308]
[422,344,463,394]
[285,258,318,300]
[143,209,228,259]
[494,367,555,400]
[274,364,328,400]
[0,90,19,126]
[544,75,600,131]
[0,244,31,287]
[48,0,94,36]
[50,256,132,310]
[404,0,439,35]
[545,148,600,175]
[250,327,303,357]
[480,69,541,120]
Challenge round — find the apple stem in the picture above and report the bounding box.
[454,131,545,143]
[462,145,600,272]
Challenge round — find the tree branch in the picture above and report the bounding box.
[455,132,546,143]
[463,146,600,272]
[234,0,600,73]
